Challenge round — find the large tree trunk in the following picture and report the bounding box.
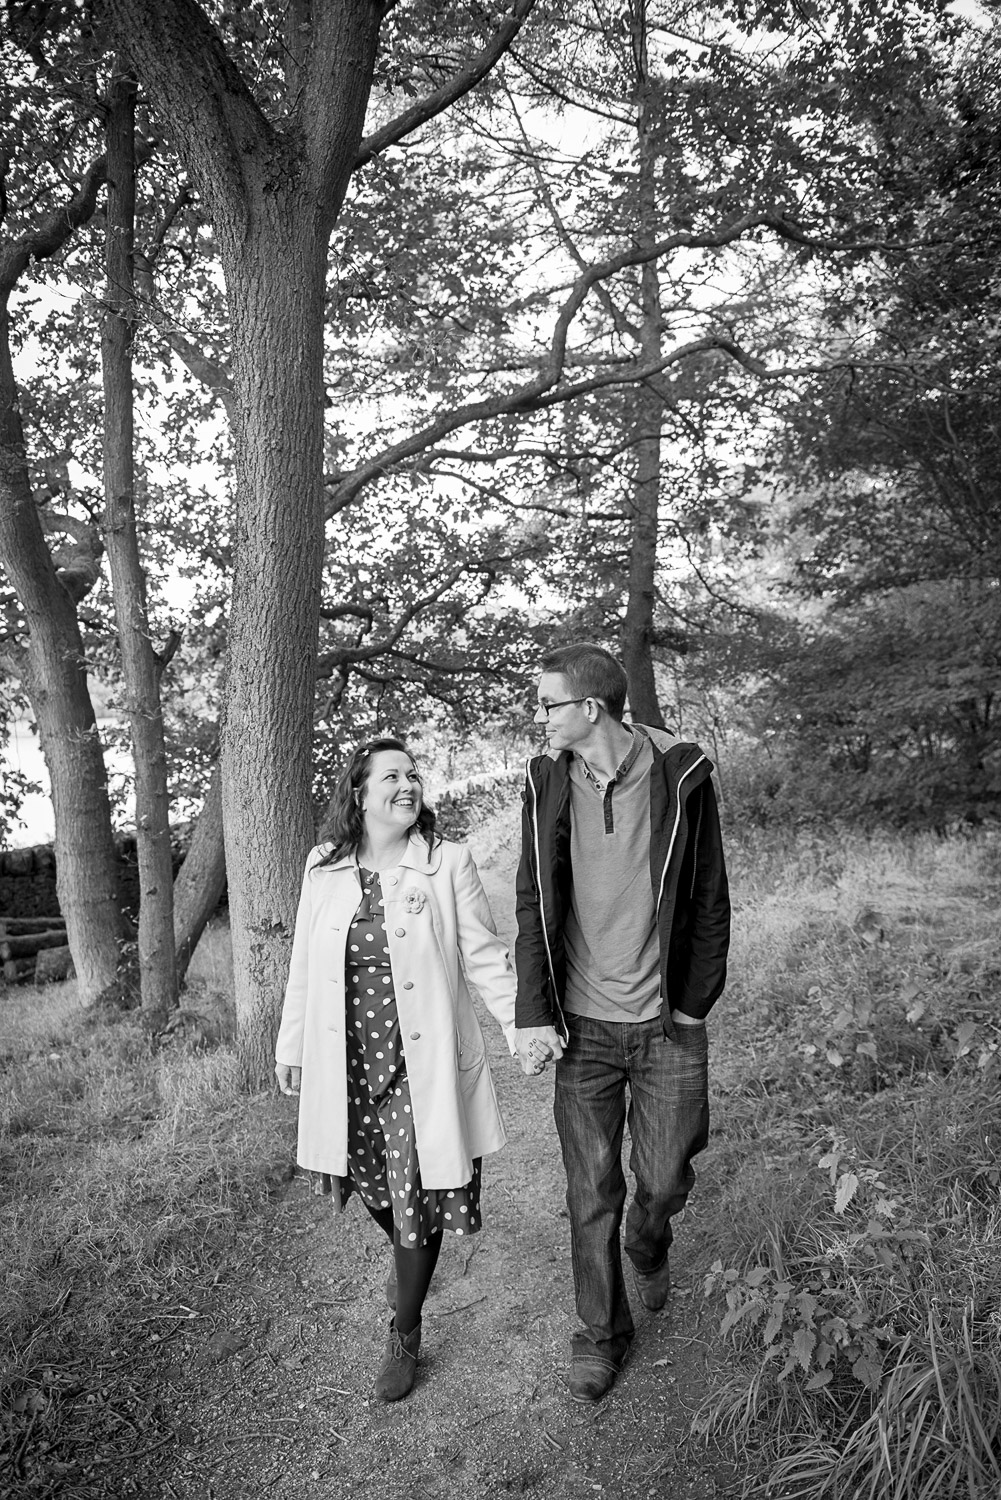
[101,0,383,1085]
[101,66,178,1023]
[220,223,327,1085]
[100,0,529,1086]
[173,762,227,982]
[619,7,665,729]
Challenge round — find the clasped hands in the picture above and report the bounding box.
[514,1025,565,1077]
[276,1032,566,1091]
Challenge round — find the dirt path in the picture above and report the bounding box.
[139,811,743,1500]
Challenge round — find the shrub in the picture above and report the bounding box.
[699,822,1001,1497]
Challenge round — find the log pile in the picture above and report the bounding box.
[0,917,73,985]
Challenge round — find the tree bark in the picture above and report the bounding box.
[99,0,534,1085]
[621,265,667,729]
[0,173,131,1003]
[101,65,178,1022]
[620,2,666,729]
[220,223,329,1085]
[173,761,227,983]
[99,0,381,1084]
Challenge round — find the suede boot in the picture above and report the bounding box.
[373,1319,421,1403]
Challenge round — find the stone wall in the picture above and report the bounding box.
[0,844,61,920]
[0,829,192,922]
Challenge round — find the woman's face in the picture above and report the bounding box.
[359,749,423,837]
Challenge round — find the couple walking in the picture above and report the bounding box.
[274,642,731,1404]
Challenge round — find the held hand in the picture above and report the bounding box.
[275,1062,301,1096]
[515,1025,566,1076]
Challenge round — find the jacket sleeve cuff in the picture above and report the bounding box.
[515,1002,555,1030]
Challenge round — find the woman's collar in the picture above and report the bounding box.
[314,833,441,874]
[399,832,442,874]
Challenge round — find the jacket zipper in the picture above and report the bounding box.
[656,754,706,917]
[527,763,565,1037]
[690,796,703,900]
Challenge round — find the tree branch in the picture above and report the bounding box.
[99,0,274,223]
[319,602,376,622]
[355,0,537,168]
[154,625,184,682]
[134,252,235,417]
[315,560,470,675]
[325,208,943,514]
[0,153,107,298]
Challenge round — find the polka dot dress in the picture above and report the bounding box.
[339,867,481,1246]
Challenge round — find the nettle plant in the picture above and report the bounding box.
[796,973,1000,1095]
[705,1138,931,1396]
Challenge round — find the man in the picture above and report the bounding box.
[514,643,730,1403]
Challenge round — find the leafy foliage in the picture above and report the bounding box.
[697,822,1001,1497]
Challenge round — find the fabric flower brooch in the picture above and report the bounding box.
[402,887,426,914]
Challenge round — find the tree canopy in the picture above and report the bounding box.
[1,0,998,1068]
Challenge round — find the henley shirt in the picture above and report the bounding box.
[564,728,661,1023]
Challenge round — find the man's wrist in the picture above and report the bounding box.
[670,1008,705,1026]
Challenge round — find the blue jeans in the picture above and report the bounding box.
[553,1012,710,1366]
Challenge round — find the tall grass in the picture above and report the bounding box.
[698,825,1001,1500]
[0,982,291,1385]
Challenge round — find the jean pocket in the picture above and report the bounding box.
[673,1021,707,1045]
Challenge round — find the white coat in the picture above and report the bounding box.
[275,834,517,1190]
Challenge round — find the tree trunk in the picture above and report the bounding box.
[98,0,386,1086]
[101,65,178,1023]
[0,263,130,1004]
[220,223,327,1085]
[99,0,533,1085]
[619,6,665,729]
[173,761,227,983]
[621,312,666,728]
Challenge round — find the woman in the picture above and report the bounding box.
[274,738,517,1403]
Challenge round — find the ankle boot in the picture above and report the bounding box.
[373,1318,421,1403]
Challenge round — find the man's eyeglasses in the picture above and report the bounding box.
[535,697,587,719]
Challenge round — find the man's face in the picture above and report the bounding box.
[534,671,589,752]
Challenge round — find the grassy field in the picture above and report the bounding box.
[699,824,1001,1499]
[1,820,999,1498]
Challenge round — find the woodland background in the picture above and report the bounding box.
[1,3,1000,1496]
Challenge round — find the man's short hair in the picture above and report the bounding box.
[540,643,628,722]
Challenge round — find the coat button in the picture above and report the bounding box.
[388,876,398,886]
[403,981,413,990]
[395,927,406,937]
[410,1031,420,1040]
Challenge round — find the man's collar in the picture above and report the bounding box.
[575,724,643,789]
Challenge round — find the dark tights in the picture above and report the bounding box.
[363,1202,442,1338]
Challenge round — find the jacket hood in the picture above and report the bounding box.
[631,722,677,754]
[536,722,694,764]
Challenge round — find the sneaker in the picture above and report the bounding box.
[373,1319,420,1403]
[633,1253,670,1311]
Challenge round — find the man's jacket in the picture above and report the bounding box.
[514,725,730,1041]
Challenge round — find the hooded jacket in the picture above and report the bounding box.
[514,725,730,1041]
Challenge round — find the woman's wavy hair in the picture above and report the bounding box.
[314,737,438,868]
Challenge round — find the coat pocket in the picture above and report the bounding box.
[456,1032,486,1084]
